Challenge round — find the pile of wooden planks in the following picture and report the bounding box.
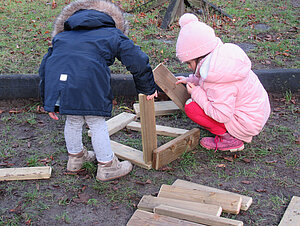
[127,179,253,226]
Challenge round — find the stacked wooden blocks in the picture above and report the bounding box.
[127,179,253,226]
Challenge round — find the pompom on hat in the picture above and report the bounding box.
[176,13,218,62]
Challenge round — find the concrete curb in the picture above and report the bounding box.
[0,69,299,99]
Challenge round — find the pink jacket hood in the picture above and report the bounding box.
[188,38,271,142]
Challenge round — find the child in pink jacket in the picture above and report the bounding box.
[176,13,271,152]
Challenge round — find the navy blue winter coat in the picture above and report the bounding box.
[39,9,156,117]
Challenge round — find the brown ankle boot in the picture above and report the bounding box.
[67,147,96,172]
[96,155,132,181]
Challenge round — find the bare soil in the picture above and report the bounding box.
[0,91,299,226]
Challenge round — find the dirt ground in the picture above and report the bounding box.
[0,91,299,226]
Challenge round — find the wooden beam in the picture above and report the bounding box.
[139,94,157,164]
[127,121,189,137]
[154,204,244,226]
[127,209,204,226]
[137,195,222,216]
[158,185,242,214]
[161,0,183,29]
[176,0,185,18]
[133,100,180,117]
[153,63,190,111]
[173,179,253,211]
[88,112,136,137]
[0,166,52,181]
[153,128,200,170]
[279,196,300,226]
[110,141,151,170]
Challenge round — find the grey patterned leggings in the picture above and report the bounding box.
[64,115,114,163]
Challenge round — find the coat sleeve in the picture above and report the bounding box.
[38,47,53,104]
[116,33,156,95]
[191,84,238,123]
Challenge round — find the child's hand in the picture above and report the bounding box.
[186,82,196,95]
[146,90,158,100]
[176,76,187,85]
[49,112,59,120]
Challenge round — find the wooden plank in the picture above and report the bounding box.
[154,204,244,226]
[133,100,180,117]
[127,121,189,137]
[137,195,222,216]
[279,196,300,226]
[153,63,190,111]
[127,209,204,226]
[158,185,242,214]
[161,0,183,29]
[110,141,151,170]
[0,166,52,181]
[173,179,253,211]
[139,94,157,164]
[153,128,200,170]
[88,112,136,137]
[175,0,185,18]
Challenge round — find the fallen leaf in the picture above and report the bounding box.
[256,189,267,193]
[0,110,4,114]
[217,164,226,168]
[223,156,233,162]
[265,160,277,164]
[296,136,300,145]
[159,166,174,171]
[241,180,252,184]
[242,158,251,163]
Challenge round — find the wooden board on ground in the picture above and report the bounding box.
[154,204,244,226]
[127,209,204,226]
[133,100,180,117]
[110,141,151,170]
[107,112,136,136]
[153,128,200,170]
[153,63,190,111]
[279,196,300,226]
[137,195,222,216]
[173,179,253,211]
[127,121,189,137]
[0,166,52,181]
[158,184,242,214]
[139,94,157,164]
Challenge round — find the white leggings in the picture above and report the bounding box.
[64,115,114,162]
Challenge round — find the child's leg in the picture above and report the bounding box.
[84,116,114,163]
[65,115,96,171]
[64,115,85,154]
[185,99,226,135]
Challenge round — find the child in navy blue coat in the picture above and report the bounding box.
[39,0,157,181]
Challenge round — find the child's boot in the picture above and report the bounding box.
[96,155,132,181]
[200,133,244,152]
[67,147,96,172]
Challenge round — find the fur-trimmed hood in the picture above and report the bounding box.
[52,0,128,38]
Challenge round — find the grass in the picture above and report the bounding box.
[0,0,299,76]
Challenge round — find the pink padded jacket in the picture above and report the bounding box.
[187,38,271,142]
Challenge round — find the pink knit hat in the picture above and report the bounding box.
[176,13,218,62]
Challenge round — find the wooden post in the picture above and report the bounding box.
[139,94,157,164]
[161,0,183,29]
[153,63,190,111]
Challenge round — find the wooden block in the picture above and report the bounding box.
[279,196,300,226]
[110,141,151,170]
[127,121,188,137]
[88,112,136,137]
[127,209,204,226]
[153,63,190,111]
[153,128,200,170]
[158,185,242,214]
[139,94,157,164]
[133,100,180,117]
[154,204,244,226]
[173,179,253,211]
[0,166,52,181]
[137,195,222,216]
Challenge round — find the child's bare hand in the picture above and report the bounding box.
[49,112,59,120]
[146,90,158,100]
[187,82,196,94]
[176,76,187,85]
